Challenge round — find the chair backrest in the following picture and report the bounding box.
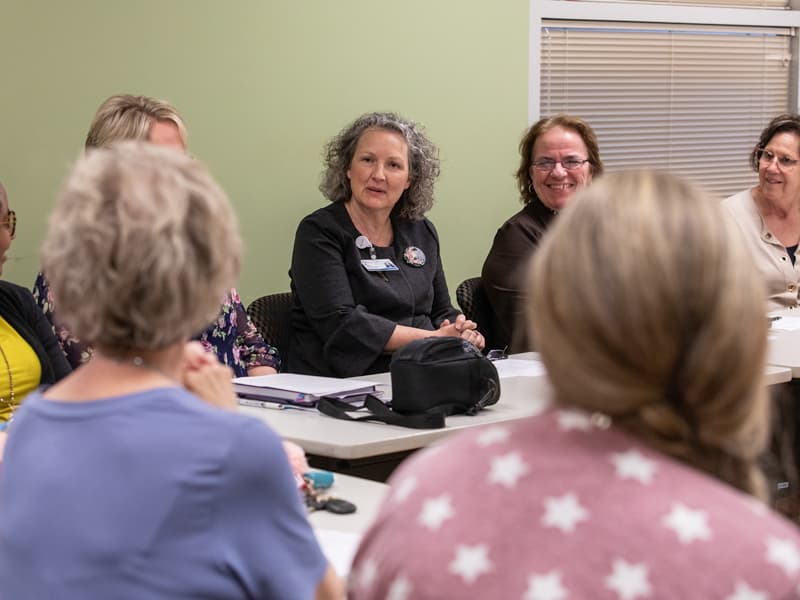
[455,277,497,349]
[246,292,292,359]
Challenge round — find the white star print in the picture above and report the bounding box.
[448,544,493,584]
[392,476,417,504]
[605,559,652,600]
[557,409,593,432]
[662,503,712,544]
[746,498,769,517]
[765,536,800,577]
[726,580,767,600]
[354,558,378,589]
[476,425,510,446]
[541,492,589,533]
[610,449,657,485]
[524,570,568,600]
[387,574,412,600]
[488,451,529,488]
[418,494,455,530]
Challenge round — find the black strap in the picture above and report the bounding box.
[317,394,445,429]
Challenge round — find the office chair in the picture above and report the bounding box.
[455,277,497,350]
[246,292,292,358]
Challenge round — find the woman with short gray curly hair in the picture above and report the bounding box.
[0,142,342,600]
[42,144,240,351]
[32,93,280,376]
[289,111,484,377]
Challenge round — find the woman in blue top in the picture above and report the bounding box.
[0,143,341,599]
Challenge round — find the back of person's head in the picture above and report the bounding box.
[528,169,769,498]
[42,142,241,353]
[85,94,187,149]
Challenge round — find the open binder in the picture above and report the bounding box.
[233,373,380,408]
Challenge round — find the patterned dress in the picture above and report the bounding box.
[351,408,800,599]
[32,273,279,377]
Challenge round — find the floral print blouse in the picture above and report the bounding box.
[32,273,279,377]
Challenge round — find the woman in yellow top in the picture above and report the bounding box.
[0,182,70,427]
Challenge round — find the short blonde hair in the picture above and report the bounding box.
[85,94,187,149]
[42,142,241,352]
[528,170,770,498]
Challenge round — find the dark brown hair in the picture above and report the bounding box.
[750,113,800,171]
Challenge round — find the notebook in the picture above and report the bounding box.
[233,373,380,408]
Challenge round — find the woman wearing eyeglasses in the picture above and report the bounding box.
[723,114,800,311]
[481,115,603,352]
[0,182,70,430]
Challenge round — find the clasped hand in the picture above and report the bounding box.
[438,314,485,350]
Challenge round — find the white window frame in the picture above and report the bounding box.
[529,0,800,124]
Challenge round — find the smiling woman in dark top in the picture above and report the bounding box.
[289,112,485,377]
[481,114,603,352]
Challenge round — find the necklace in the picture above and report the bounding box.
[99,352,176,382]
[345,203,393,246]
[0,342,15,421]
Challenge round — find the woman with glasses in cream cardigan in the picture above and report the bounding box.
[723,113,800,310]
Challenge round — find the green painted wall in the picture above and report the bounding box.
[1,1,529,306]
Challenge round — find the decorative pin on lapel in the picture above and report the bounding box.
[403,246,426,267]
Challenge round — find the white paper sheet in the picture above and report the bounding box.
[492,358,547,379]
[314,528,362,577]
[770,317,800,331]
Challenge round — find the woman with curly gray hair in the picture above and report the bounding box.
[289,112,484,377]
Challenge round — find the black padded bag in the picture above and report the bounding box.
[317,337,500,429]
[390,337,500,417]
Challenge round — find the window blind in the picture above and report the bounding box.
[585,0,788,8]
[540,20,792,196]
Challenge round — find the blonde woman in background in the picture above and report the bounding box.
[350,171,800,599]
[0,143,341,599]
[33,94,280,376]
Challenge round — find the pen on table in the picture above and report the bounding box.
[239,398,311,411]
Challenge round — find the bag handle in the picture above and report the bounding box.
[317,395,446,429]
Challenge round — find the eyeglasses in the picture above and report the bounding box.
[486,347,508,361]
[756,149,799,170]
[532,158,590,172]
[0,211,16,239]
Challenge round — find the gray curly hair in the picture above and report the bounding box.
[42,142,241,352]
[319,112,440,219]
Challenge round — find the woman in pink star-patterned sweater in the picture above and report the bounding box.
[350,171,800,600]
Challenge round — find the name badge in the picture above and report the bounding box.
[361,259,399,272]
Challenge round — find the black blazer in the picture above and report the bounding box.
[0,281,71,384]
